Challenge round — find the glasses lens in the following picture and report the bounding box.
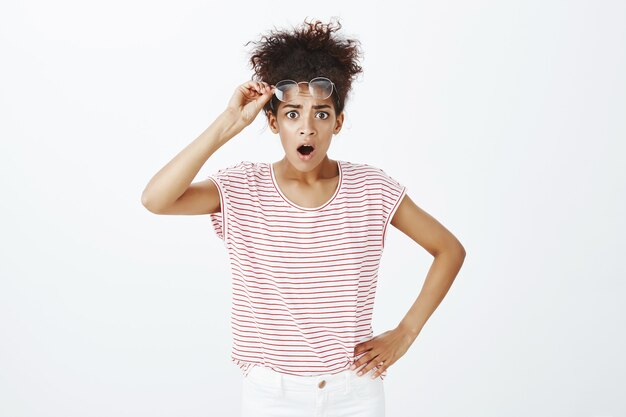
[274,78,335,102]
[275,80,299,102]
[309,77,333,99]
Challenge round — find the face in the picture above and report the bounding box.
[267,83,344,171]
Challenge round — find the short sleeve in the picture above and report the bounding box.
[377,168,407,249]
[206,161,249,246]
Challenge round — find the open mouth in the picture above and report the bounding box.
[297,144,315,155]
[296,144,315,161]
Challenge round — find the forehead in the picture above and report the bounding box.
[277,87,333,107]
[277,99,333,112]
[284,82,322,97]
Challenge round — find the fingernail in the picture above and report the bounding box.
[350,364,356,370]
[357,371,363,376]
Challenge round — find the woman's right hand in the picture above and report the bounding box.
[226,80,275,129]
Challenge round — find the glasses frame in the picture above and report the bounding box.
[269,76,340,113]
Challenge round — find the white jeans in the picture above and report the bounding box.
[240,365,385,417]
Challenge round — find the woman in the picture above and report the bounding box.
[141,17,466,417]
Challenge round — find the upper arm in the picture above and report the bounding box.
[390,194,465,256]
[149,178,221,215]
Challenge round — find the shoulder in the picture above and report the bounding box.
[340,160,400,182]
[340,160,383,176]
[210,160,265,178]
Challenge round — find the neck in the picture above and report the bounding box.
[274,155,337,185]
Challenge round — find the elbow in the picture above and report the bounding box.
[448,234,466,258]
[141,192,161,214]
[434,240,466,260]
[454,244,467,271]
[458,243,466,259]
[454,241,466,261]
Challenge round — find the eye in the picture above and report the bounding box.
[284,111,330,120]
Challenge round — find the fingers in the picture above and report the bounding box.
[243,80,275,96]
[351,354,387,379]
[370,361,386,379]
[229,80,276,126]
[360,360,386,379]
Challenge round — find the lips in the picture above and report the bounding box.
[297,143,315,156]
[296,144,315,161]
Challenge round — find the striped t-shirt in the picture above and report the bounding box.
[207,160,407,381]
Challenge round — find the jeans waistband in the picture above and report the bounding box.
[245,365,377,394]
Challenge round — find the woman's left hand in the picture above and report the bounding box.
[351,325,417,379]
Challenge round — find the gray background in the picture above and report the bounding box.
[1,1,624,416]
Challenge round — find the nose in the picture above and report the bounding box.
[299,119,315,136]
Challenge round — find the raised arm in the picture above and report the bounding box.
[141,80,275,215]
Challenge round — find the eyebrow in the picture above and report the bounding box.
[282,104,332,110]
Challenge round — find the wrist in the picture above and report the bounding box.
[396,321,420,341]
[217,108,245,138]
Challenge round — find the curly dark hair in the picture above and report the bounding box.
[245,17,364,117]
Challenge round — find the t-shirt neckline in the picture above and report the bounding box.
[269,160,343,211]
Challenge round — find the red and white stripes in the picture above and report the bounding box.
[207,160,406,381]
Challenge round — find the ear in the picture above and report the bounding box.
[267,110,279,133]
[334,111,344,134]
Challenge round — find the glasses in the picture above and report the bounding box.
[270,77,340,112]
